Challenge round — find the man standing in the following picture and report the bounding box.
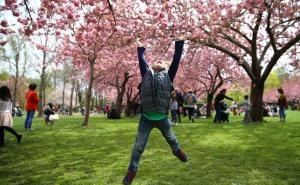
[214,89,233,123]
[184,90,197,122]
[175,89,184,123]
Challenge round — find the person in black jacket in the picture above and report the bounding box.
[214,89,233,123]
[175,89,184,123]
[44,103,55,126]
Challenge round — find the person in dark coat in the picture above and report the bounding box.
[214,89,233,123]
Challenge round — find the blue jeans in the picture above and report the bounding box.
[171,110,178,123]
[186,107,195,121]
[279,106,286,120]
[25,110,35,129]
[214,104,221,122]
[128,116,180,172]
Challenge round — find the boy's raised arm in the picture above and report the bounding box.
[168,40,184,82]
[138,47,149,78]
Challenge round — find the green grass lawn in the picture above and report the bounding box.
[1,111,300,185]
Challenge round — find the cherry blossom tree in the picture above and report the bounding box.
[0,34,29,107]
[2,0,299,123]
[186,0,300,121]
[44,0,118,125]
[119,0,299,122]
[0,0,41,43]
[175,46,248,117]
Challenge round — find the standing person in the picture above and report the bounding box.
[170,91,179,125]
[175,89,184,123]
[184,90,197,123]
[44,103,55,126]
[122,39,187,185]
[24,83,39,131]
[220,100,229,122]
[277,88,288,122]
[0,86,22,147]
[214,89,233,123]
[104,103,110,115]
[240,95,252,123]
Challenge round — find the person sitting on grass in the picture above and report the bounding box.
[44,103,55,126]
[122,38,188,185]
[0,86,22,147]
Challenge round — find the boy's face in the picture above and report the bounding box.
[152,61,165,72]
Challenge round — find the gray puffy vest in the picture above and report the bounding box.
[140,69,172,113]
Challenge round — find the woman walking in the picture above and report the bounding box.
[0,86,22,147]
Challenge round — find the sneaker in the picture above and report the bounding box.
[191,117,194,123]
[17,135,22,143]
[173,149,188,162]
[122,171,136,185]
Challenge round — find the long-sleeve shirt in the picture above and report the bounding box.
[278,94,288,108]
[0,100,12,113]
[214,93,233,104]
[241,100,251,111]
[138,40,184,81]
[25,90,39,111]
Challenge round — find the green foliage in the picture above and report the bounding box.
[226,89,247,103]
[1,113,300,185]
[265,72,281,90]
[0,70,10,81]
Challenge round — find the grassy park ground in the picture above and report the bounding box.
[1,111,300,185]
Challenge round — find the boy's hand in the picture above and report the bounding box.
[136,38,144,47]
[173,33,187,41]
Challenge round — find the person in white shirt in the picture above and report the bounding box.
[0,86,22,147]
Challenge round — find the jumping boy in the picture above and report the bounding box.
[122,39,188,185]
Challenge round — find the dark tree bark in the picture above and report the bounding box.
[250,81,264,122]
[82,55,95,126]
[69,79,75,115]
[206,93,214,118]
[114,72,133,118]
[38,50,47,117]
[12,53,19,108]
[125,86,139,117]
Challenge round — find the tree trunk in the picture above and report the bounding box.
[82,60,95,126]
[62,79,66,109]
[76,81,82,106]
[115,72,132,118]
[12,53,19,107]
[115,93,123,117]
[74,90,78,108]
[43,79,46,106]
[206,93,214,118]
[12,77,18,107]
[250,81,264,122]
[38,66,46,117]
[69,79,75,115]
[125,100,134,117]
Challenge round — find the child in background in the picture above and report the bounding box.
[241,95,252,123]
[0,86,22,147]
